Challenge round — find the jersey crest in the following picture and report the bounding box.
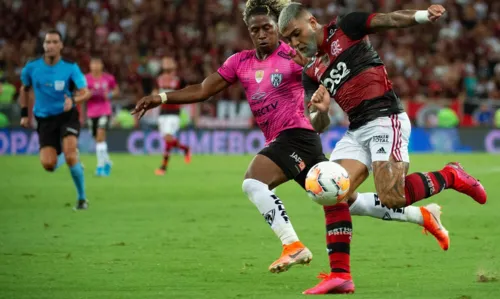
[271,73,283,88]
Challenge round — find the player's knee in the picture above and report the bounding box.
[41,160,56,172]
[164,134,174,142]
[378,194,405,209]
[96,130,106,142]
[64,152,78,166]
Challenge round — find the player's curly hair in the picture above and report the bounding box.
[243,0,291,25]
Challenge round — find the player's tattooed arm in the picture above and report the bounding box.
[368,5,445,32]
[308,104,330,133]
[303,72,330,132]
[369,10,420,30]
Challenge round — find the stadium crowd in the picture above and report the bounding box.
[1,0,499,128]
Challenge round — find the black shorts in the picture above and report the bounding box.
[259,128,327,189]
[35,108,80,155]
[88,115,111,138]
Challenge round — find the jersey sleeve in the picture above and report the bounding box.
[20,63,32,87]
[338,12,375,40]
[108,74,117,89]
[217,53,239,84]
[71,64,88,89]
[302,70,320,104]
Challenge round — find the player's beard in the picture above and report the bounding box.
[302,30,318,58]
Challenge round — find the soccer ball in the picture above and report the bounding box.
[305,161,350,206]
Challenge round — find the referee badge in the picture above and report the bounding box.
[54,80,65,91]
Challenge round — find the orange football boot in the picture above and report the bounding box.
[420,203,449,251]
[268,241,312,273]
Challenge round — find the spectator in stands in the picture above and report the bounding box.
[474,103,494,126]
[0,0,499,128]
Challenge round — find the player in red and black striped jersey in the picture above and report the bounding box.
[280,3,487,294]
[154,57,191,176]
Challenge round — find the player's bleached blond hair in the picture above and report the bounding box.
[277,2,308,34]
[243,0,291,25]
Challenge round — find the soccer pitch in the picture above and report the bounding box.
[1,154,499,299]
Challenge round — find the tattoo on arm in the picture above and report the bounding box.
[310,110,331,133]
[302,72,330,132]
[306,101,330,133]
[369,10,419,32]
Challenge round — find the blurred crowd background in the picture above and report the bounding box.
[1,0,500,129]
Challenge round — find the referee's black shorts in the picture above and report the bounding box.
[35,108,80,154]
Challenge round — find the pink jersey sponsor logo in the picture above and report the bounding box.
[217,42,313,144]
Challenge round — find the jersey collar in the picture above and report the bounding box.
[255,41,282,61]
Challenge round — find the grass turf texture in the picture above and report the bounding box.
[0,154,499,299]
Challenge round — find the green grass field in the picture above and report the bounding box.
[1,154,499,299]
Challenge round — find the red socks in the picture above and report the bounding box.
[324,203,352,273]
[405,170,454,206]
[166,139,189,152]
[161,138,190,170]
[322,169,453,274]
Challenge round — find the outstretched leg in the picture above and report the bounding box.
[243,154,312,273]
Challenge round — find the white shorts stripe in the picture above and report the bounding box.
[391,114,402,161]
[397,115,403,161]
[390,115,398,161]
[395,115,400,161]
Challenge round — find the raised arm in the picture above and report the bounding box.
[369,5,445,31]
[303,72,330,133]
[338,5,446,40]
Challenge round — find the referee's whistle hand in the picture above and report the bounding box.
[20,117,30,128]
[63,95,73,112]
